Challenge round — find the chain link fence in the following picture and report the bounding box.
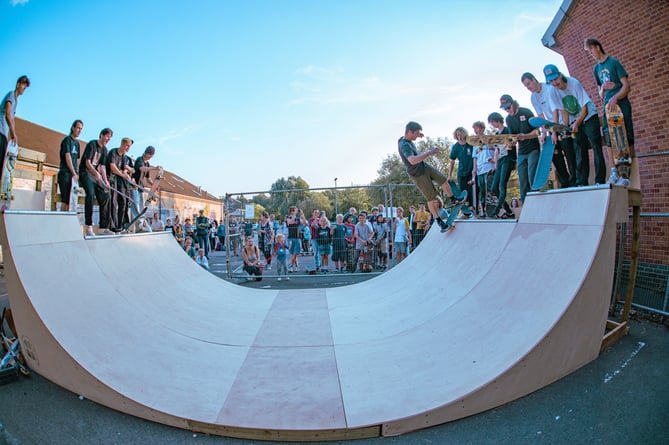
[220,184,667,318]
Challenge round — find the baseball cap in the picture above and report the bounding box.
[406,121,422,132]
[543,64,560,82]
[499,94,514,109]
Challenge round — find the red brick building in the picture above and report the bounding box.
[542,0,668,313]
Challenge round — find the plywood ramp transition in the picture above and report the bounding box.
[0,185,629,441]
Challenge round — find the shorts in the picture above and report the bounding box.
[410,163,447,201]
[331,241,347,261]
[317,244,331,256]
[394,241,407,253]
[289,238,301,254]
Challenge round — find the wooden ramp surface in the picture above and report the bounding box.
[0,186,629,440]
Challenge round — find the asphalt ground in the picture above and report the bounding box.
[0,247,667,445]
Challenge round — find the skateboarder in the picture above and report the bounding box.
[584,38,634,156]
[58,120,83,212]
[0,76,30,174]
[398,121,466,232]
[544,64,606,185]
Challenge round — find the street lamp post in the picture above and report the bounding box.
[334,177,338,215]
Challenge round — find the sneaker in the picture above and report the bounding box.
[504,212,516,219]
[85,226,95,236]
[277,277,282,281]
[450,189,467,205]
[439,220,451,233]
[285,276,290,281]
[99,228,113,235]
[266,264,271,270]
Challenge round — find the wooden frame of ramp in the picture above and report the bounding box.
[0,185,637,441]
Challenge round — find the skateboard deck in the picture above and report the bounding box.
[606,104,632,186]
[532,137,556,190]
[528,117,574,139]
[466,134,519,146]
[69,179,82,212]
[0,142,19,211]
[439,203,463,231]
[124,167,163,231]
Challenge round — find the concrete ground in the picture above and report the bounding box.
[0,247,667,445]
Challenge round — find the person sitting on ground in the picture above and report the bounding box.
[196,248,209,270]
[242,236,263,281]
[173,222,185,246]
[183,237,196,260]
[150,212,165,232]
[137,218,152,233]
[183,217,194,239]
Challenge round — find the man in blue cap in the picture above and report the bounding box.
[544,64,606,186]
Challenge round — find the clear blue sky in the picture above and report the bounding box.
[1,0,568,196]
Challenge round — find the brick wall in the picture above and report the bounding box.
[546,0,669,268]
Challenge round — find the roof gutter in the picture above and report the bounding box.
[542,0,575,49]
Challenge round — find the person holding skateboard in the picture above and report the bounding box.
[521,72,575,187]
[58,120,83,212]
[398,121,466,233]
[487,112,515,219]
[584,38,634,158]
[544,64,606,186]
[79,128,113,236]
[0,75,30,174]
[130,146,160,224]
[500,94,540,202]
[106,137,134,233]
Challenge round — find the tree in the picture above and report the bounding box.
[372,136,454,185]
[268,176,310,217]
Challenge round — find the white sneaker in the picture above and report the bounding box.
[285,276,290,281]
[99,228,113,235]
[266,264,271,270]
[84,226,95,236]
[277,277,282,281]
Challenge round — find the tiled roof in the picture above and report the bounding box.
[16,117,219,201]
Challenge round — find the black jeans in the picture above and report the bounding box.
[80,172,110,228]
[574,115,606,185]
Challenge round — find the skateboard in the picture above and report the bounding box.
[0,142,19,211]
[466,134,519,146]
[447,180,473,216]
[0,308,29,383]
[528,117,575,140]
[605,104,632,186]
[532,137,556,190]
[439,203,464,232]
[69,179,83,213]
[123,167,163,231]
